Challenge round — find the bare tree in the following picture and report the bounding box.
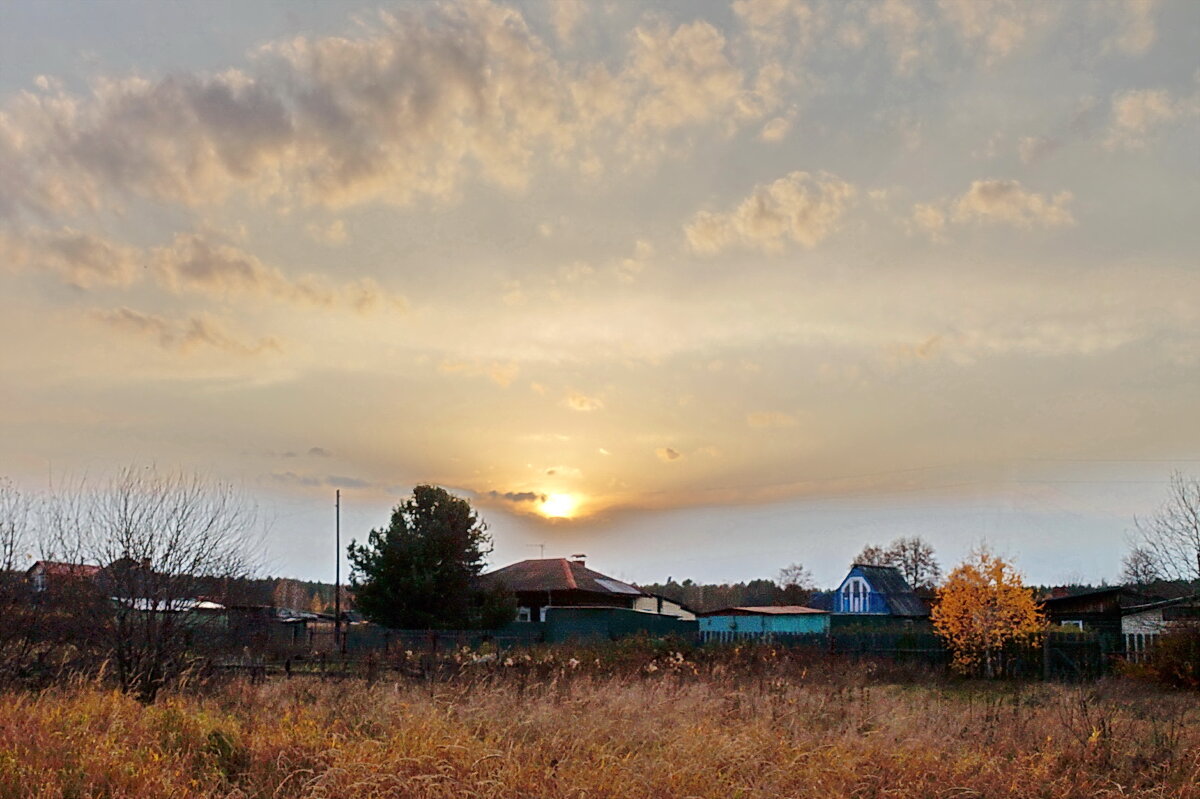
[1134,471,1200,583]
[776,562,815,605]
[853,544,889,567]
[1120,546,1161,586]
[886,536,942,590]
[853,536,941,589]
[0,477,32,573]
[45,467,261,701]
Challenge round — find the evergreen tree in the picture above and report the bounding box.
[347,485,513,629]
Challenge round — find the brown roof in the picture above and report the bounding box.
[28,561,101,579]
[698,606,829,617]
[478,558,645,597]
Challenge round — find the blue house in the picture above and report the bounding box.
[698,606,829,642]
[810,564,930,624]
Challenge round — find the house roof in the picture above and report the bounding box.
[847,564,930,617]
[698,605,829,617]
[478,558,645,597]
[27,561,101,579]
[1121,594,1200,616]
[1039,586,1155,609]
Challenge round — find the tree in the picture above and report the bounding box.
[886,536,942,589]
[776,562,815,605]
[853,536,941,589]
[932,548,1044,677]
[348,485,513,630]
[1120,546,1161,586]
[1132,471,1200,583]
[44,467,260,702]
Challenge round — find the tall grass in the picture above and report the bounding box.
[0,650,1196,798]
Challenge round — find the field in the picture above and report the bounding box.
[0,648,1197,799]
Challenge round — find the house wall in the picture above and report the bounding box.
[1122,608,1167,636]
[632,595,696,621]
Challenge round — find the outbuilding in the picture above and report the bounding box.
[698,606,829,642]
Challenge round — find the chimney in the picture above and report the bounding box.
[570,553,587,566]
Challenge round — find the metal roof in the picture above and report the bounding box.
[477,558,646,597]
[698,605,829,617]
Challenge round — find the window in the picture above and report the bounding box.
[1062,620,1084,631]
[516,606,531,623]
[842,577,870,613]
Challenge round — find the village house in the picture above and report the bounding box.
[808,564,931,627]
[476,557,647,623]
[1039,586,1158,636]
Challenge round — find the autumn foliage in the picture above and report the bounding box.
[932,549,1044,676]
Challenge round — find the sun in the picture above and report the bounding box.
[538,493,578,519]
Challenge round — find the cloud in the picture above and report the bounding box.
[91,307,282,355]
[565,391,604,411]
[953,180,1074,228]
[551,0,587,45]
[656,447,682,461]
[746,411,797,428]
[0,228,140,288]
[486,490,546,503]
[686,171,855,254]
[307,446,332,458]
[867,0,928,76]
[1104,88,1192,149]
[438,359,520,388]
[2,226,403,312]
[936,0,1056,64]
[759,116,792,142]
[271,472,371,489]
[1105,0,1159,56]
[305,219,347,245]
[0,3,786,224]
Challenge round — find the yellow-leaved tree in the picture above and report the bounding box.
[932,548,1044,677]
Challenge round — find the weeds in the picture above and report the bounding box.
[0,651,1196,798]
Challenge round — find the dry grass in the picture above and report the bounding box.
[0,650,1197,798]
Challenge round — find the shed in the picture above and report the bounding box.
[1040,587,1156,636]
[698,606,829,638]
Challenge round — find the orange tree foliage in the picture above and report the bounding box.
[932,549,1044,676]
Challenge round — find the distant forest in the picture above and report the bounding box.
[638,579,811,614]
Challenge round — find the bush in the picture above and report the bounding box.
[1142,623,1200,689]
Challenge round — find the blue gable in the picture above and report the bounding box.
[830,564,929,616]
[833,565,892,614]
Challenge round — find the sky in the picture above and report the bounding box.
[1,0,1198,589]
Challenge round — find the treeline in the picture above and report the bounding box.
[640,579,811,614]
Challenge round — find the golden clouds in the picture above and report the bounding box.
[685,171,855,254]
[91,307,281,356]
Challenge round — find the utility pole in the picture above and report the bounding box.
[334,489,341,653]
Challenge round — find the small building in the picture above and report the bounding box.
[633,593,697,621]
[1121,595,1200,662]
[477,557,647,623]
[808,564,930,626]
[1039,586,1157,636]
[26,560,101,593]
[698,606,829,641]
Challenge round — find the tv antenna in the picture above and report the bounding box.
[528,543,546,558]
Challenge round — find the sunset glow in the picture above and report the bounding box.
[538,494,579,520]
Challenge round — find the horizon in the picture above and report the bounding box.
[2,0,1198,591]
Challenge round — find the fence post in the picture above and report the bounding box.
[1042,633,1050,681]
